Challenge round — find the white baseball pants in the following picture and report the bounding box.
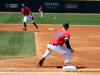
[43,43,72,63]
[40,11,43,17]
[23,15,33,23]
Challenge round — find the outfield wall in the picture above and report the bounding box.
[0,0,100,13]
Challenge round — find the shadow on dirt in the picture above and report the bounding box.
[41,66,87,69]
[76,66,87,69]
[42,66,62,68]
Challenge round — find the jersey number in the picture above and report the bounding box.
[54,32,62,38]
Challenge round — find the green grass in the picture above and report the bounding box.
[35,14,100,25]
[0,13,100,25]
[0,13,100,59]
[0,30,36,59]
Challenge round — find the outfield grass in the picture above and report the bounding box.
[0,30,36,59]
[0,13,100,25]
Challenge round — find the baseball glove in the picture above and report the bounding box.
[31,16,34,20]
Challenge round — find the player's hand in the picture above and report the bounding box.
[18,16,20,18]
[70,49,74,53]
[31,16,34,20]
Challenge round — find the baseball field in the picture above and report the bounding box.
[0,13,100,75]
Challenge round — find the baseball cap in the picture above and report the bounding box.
[63,22,69,28]
[22,4,25,7]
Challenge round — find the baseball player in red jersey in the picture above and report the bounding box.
[39,6,43,17]
[39,22,74,66]
[18,4,38,30]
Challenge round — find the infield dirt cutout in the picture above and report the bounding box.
[0,24,100,75]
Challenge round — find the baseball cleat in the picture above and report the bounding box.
[39,58,45,66]
[63,63,72,66]
[23,28,27,30]
[35,25,38,29]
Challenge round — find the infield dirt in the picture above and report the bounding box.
[0,24,100,75]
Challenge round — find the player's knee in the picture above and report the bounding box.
[24,22,26,24]
[33,22,35,24]
[30,21,33,24]
[33,22,34,24]
[48,48,51,52]
[68,51,72,55]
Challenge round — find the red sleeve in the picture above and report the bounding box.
[26,7,30,10]
[65,33,70,39]
[21,8,23,11]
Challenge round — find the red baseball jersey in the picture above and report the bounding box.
[21,7,30,16]
[39,7,43,11]
[49,29,70,46]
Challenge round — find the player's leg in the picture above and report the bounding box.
[41,11,43,17]
[42,49,51,59]
[59,46,72,66]
[40,11,43,17]
[39,43,51,66]
[27,15,38,29]
[63,52,72,66]
[23,22,26,30]
[39,49,51,66]
[33,22,38,29]
[23,16,27,30]
[40,11,41,17]
[48,44,72,66]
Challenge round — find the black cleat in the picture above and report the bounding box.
[39,58,45,66]
[23,28,27,30]
[35,25,38,29]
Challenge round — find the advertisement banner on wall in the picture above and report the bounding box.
[44,2,59,9]
[10,4,18,8]
[5,3,18,8]
[65,3,78,9]
[5,3,10,8]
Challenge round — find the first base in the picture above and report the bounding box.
[62,66,76,69]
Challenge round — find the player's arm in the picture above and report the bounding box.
[65,38,74,53]
[18,11,22,18]
[39,8,40,12]
[29,10,32,16]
